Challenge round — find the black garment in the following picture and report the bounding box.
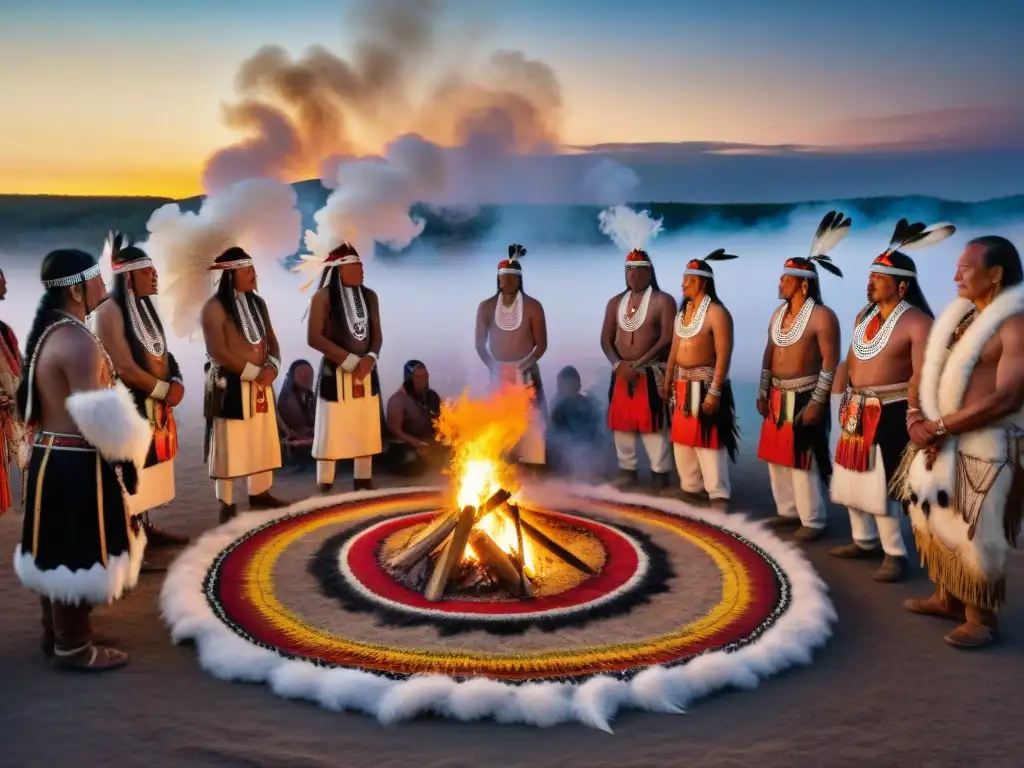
[19,436,136,602]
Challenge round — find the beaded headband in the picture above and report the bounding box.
[208,258,254,271]
[782,265,817,279]
[112,258,154,274]
[625,249,652,269]
[41,263,101,288]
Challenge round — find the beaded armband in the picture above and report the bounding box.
[758,369,771,399]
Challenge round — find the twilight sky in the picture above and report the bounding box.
[2,0,1023,201]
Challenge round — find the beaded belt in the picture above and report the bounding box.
[673,366,715,382]
[34,431,94,451]
[847,382,909,404]
[770,375,818,393]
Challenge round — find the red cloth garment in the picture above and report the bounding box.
[757,387,813,470]
[608,371,656,433]
[670,379,720,448]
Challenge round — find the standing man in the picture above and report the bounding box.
[92,232,189,548]
[829,220,950,582]
[475,244,548,470]
[756,211,848,542]
[305,243,383,492]
[900,235,1024,649]
[0,266,23,514]
[600,248,677,490]
[663,250,739,510]
[14,249,152,671]
[200,247,288,523]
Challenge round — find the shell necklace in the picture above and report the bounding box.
[234,291,265,345]
[771,298,815,347]
[676,295,710,339]
[127,284,165,358]
[618,286,652,332]
[495,291,523,331]
[852,301,910,361]
[342,286,368,341]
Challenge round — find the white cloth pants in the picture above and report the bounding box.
[767,459,826,529]
[613,430,672,474]
[215,472,272,505]
[673,444,730,500]
[317,456,373,486]
[847,500,907,557]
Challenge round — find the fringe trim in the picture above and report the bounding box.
[888,443,919,501]
[911,527,1006,611]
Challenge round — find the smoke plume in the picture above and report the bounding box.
[203,0,639,212]
[144,179,302,339]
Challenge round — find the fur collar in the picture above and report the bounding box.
[919,284,1024,419]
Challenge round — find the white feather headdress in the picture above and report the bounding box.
[597,205,664,254]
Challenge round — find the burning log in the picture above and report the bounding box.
[425,505,476,602]
[472,487,513,523]
[388,488,511,572]
[515,505,597,576]
[389,508,458,572]
[469,529,534,598]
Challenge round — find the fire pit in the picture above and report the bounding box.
[382,383,597,602]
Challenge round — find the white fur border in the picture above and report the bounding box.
[13,530,146,606]
[65,383,153,469]
[159,482,836,732]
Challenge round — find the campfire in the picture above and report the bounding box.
[384,385,596,601]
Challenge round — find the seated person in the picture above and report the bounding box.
[383,360,446,477]
[547,365,603,479]
[277,359,316,466]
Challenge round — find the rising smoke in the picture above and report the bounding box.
[203,0,639,217]
[143,179,303,339]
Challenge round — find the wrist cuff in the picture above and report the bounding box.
[241,362,261,381]
[150,380,170,400]
[340,354,359,373]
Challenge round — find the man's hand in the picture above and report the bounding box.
[918,419,947,445]
[702,393,721,415]
[353,356,375,382]
[756,395,768,418]
[166,381,185,407]
[256,366,276,387]
[415,440,432,457]
[614,361,638,383]
[908,421,931,448]
[798,400,825,425]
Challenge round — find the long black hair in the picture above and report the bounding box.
[971,235,1023,287]
[214,265,270,340]
[110,245,169,369]
[784,258,825,305]
[16,249,97,422]
[874,251,934,318]
[680,260,724,310]
[325,266,369,341]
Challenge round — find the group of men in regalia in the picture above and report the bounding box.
[3,214,1024,671]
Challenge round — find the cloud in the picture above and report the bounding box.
[827,107,1024,152]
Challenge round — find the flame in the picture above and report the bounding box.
[434,383,536,571]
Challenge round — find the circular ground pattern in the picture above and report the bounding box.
[163,484,836,729]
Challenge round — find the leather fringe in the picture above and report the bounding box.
[912,527,1006,611]
[888,443,919,501]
